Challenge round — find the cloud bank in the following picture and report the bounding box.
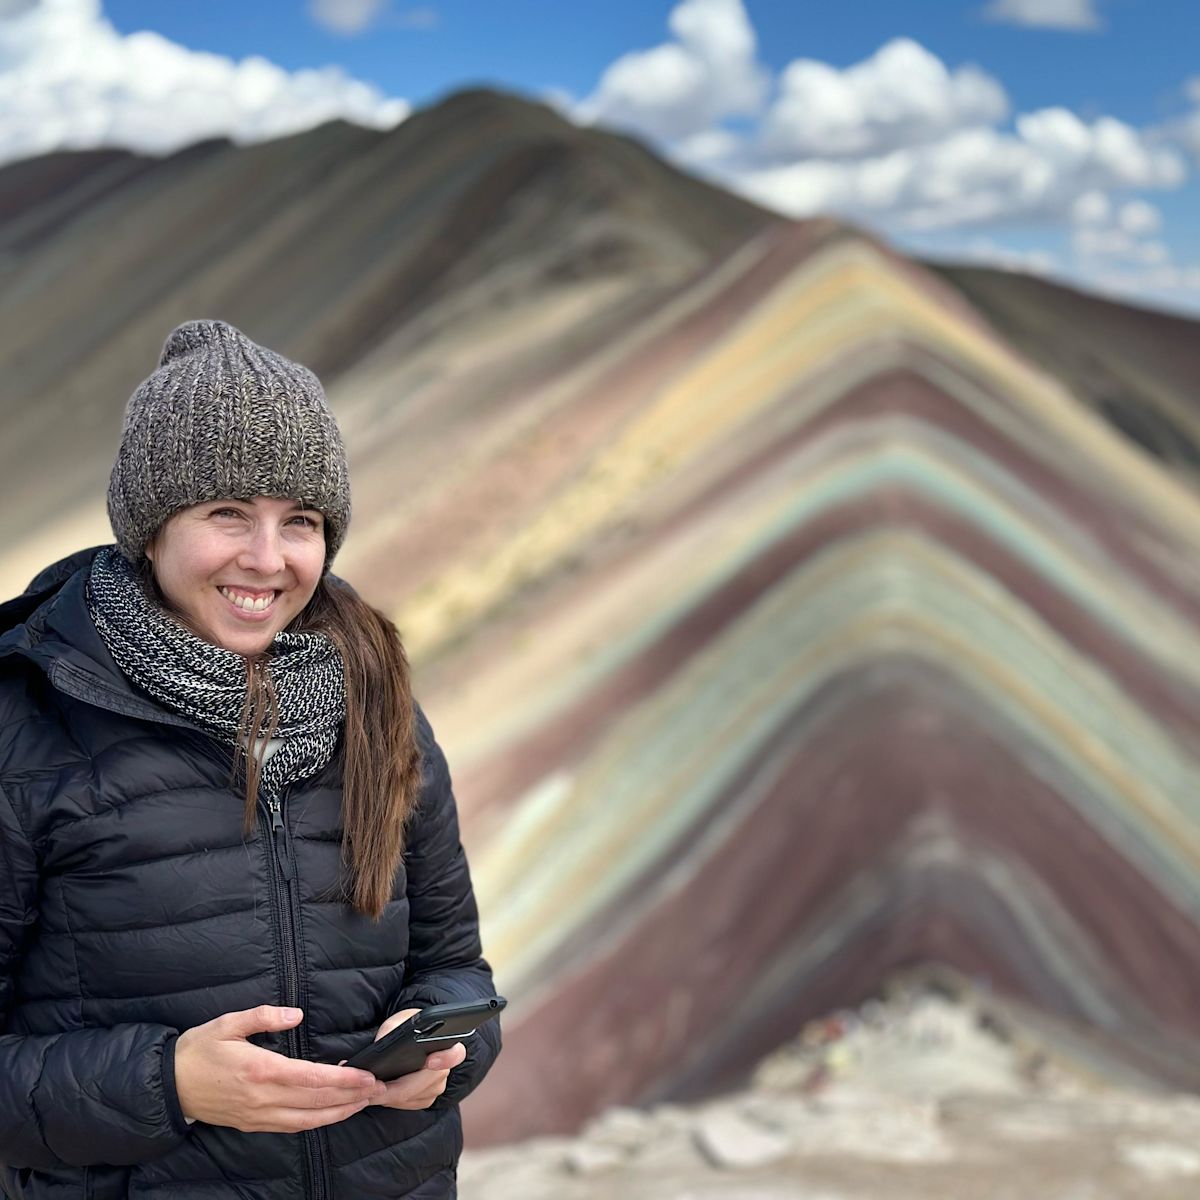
[575,0,767,143]
[308,1,439,36]
[0,0,409,167]
[573,0,1196,312]
[980,0,1105,32]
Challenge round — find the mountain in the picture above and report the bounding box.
[930,263,1200,484]
[0,88,773,589]
[4,87,1200,1150]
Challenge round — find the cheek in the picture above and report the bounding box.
[169,554,213,595]
[295,581,321,614]
[155,543,225,607]
[298,546,326,594]
[284,551,324,614]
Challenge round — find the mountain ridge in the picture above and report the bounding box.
[0,87,779,576]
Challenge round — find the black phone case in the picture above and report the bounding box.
[344,997,506,1081]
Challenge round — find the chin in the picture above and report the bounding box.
[206,620,282,657]
[232,633,278,656]
[229,638,274,656]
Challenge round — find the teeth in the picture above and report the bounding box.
[220,587,276,612]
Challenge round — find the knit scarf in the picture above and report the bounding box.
[85,545,345,799]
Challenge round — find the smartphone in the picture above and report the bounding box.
[343,996,507,1081]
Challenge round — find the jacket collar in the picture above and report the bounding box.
[0,545,199,730]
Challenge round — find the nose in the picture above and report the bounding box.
[237,522,286,577]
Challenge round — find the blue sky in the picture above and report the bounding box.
[5,0,1200,313]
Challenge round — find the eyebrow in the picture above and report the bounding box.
[207,499,321,515]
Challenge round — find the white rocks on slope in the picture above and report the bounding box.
[458,980,1200,1200]
[692,1108,790,1170]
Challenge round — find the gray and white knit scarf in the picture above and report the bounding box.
[85,545,345,798]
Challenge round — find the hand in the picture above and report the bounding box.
[174,1004,387,1133]
[363,1007,467,1111]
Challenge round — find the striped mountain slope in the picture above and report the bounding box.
[414,223,1200,1142]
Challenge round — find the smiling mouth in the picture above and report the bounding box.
[219,586,279,614]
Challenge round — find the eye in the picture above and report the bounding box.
[211,507,243,519]
[289,514,321,530]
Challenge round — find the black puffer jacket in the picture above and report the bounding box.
[0,547,501,1199]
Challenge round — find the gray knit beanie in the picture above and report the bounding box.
[107,320,351,570]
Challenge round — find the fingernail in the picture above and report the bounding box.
[284,1008,303,1021]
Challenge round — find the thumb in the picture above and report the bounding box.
[217,1004,304,1039]
[376,1007,422,1042]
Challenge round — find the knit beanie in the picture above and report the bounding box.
[107,320,351,570]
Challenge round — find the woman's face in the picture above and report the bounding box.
[145,496,326,655]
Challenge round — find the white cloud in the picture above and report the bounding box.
[1016,109,1183,188]
[758,38,1008,161]
[572,5,1195,314]
[309,0,390,36]
[1117,199,1161,235]
[673,127,742,165]
[539,86,575,118]
[308,1,438,35]
[1071,190,1111,225]
[623,32,1186,238]
[955,237,1058,276]
[1181,117,1200,160]
[575,0,768,141]
[1073,227,1168,264]
[1077,261,1200,316]
[981,0,1104,31]
[1064,194,1166,273]
[0,0,409,168]
[731,113,1185,230]
[1070,192,1161,238]
[1165,78,1200,162]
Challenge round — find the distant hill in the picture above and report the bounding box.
[930,263,1200,484]
[0,88,775,584]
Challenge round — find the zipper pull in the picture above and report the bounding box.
[268,796,295,881]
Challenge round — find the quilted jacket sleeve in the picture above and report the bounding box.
[390,706,502,1105]
[0,783,190,1168]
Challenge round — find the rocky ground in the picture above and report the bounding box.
[459,975,1200,1199]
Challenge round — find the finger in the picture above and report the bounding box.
[372,1079,449,1111]
[375,1008,422,1042]
[265,1081,390,1110]
[215,1004,304,1040]
[259,1096,376,1134]
[371,1066,450,1108]
[250,1052,380,1093]
[423,1041,467,1071]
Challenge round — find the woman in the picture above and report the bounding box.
[0,320,501,1198]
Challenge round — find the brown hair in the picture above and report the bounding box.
[290,577,422,919]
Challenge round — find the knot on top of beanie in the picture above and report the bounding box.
[107,319,351,570]
[158,319,232,366]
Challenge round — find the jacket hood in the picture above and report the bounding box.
[0,544,197,729]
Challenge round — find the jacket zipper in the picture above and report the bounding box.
[261,787,331,1200]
